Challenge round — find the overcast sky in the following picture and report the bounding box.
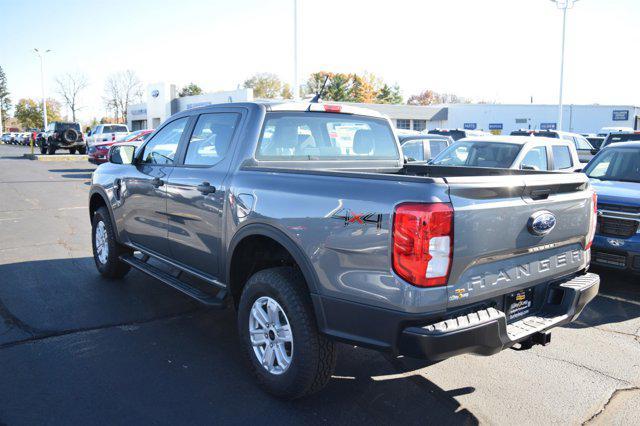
[1,0,639,122]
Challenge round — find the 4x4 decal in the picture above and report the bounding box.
[332,209,383,229]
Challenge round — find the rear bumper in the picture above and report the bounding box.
[397,273,599,361]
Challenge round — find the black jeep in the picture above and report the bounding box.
[40,122,86,155]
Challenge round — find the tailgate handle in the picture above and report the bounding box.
[529,189,551,200]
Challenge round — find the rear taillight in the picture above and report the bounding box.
[586,192,598,250]
[111,133,116,141]
[392,203,453,287]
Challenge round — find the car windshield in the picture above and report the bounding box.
[584,147,640,183]
[256,112,399,161]
[430,141,521,168]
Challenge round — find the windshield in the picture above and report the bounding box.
[54,123,81,132]
[256,112,398,161]
[430,141,521,168]
[584,147,640,183]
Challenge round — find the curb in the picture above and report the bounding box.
[23,154,89,161]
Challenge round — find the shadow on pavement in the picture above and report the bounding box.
[565,267,640,330]
[0,257,478,424]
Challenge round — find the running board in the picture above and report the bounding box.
[120,255,226,308]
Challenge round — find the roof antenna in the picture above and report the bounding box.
[310,75,329,103]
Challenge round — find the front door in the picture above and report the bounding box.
[166,111,242,278]
[121,116,190,256]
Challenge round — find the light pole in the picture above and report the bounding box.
[33,48,51,130]
[550,0,578,131]
[293,0,300,99]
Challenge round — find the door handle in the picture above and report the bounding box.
[197,182,216,195]
[151,177,165,188]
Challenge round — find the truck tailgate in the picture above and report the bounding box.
[444,172,592,307]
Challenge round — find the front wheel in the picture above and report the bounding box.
[40,145,47,154]
[92,206,132,279]
[69,148,77,154]
[237,267,337,399]
[78,146,86,155]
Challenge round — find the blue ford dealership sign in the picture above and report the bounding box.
[540,123,557,130]
[489,123,503,130]
[464,123,477,130]
[612,110,629,121]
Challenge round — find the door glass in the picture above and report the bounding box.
[552,145,573,169]
[521,146,548,170]
[140,117,188,165]
[184,113,240,166]
[429,140,449,157]
[401,141,424,161]
[574,136,593,150]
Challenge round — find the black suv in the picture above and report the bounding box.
[40,122,86,155]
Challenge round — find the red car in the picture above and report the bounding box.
[88,129,154,164]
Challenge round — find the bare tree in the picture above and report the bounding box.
[103,70,143,123]
[55,72,88,122]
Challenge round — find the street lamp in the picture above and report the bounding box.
[33,48,51,130]
[550,0,579,131]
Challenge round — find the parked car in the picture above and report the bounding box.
[88,129,154,164]
[40,122,86,155]
[597,126,634,137]
[90,101,599,399]
[584,135,605,151]
[0,133,10,144]
[583,142,640,272]
[86,124,130,146]
[600,132,640,149]
[510,129,596,163]
[429,135,582,172]
[428,128,490,141]
[398,133,452,162]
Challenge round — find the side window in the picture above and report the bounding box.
[184,113,240,166]
[401,141,424,161]
[552,145,573,170]
[429,140,449,157]
[574,136,592,150]
[521,146,548,170]
[140,117,188,165]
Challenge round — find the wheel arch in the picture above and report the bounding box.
[89,188,118,236]
[226,224,321,306]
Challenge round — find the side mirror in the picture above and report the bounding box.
[109,145,136,165]
[590,148,598,155]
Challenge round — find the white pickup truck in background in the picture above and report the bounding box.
[86,124,129,146]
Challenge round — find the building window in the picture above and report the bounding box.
[413,120,426,131]
[396,119,410,130]
[132,120,147,131]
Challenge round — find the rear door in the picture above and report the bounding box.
[165,110,243,278]
[444,172,592,307]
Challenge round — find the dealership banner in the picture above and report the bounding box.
[464,123,477,130]
[612,110,629,121]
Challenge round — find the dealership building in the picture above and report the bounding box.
[129,83,639,135]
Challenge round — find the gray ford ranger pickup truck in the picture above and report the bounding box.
[89,101,600,399]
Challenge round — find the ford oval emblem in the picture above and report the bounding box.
[528,211,556,236]
[151,89,160,98]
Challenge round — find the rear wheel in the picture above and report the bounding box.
[78,146,87,155]
[69,148,77,155]
[92,206,132,279]
[238,267,337,399]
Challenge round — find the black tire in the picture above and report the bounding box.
[47,145,56,155]
[237,267,337,399]
[91,206,132,279]
[69,148,77,154]
[40,145,47,154]
[78,146,87,155]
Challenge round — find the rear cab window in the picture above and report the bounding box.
[431,141,521,168]
[256,112,399,161]
[103,125,128,133]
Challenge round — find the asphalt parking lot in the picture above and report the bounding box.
[0,143,638,425]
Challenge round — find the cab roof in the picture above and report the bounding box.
[458,135,561,145]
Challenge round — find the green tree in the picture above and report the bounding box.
[14,98,61,129]
[280,83,293,99]
[0,66,11,130]
[178,82,203,97]
[376,84,402,104]
[243,73,287,99]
